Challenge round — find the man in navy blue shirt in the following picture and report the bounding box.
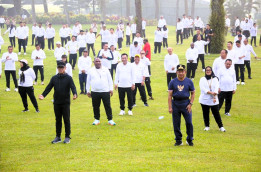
[168,64,195,146]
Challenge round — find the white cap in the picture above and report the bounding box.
[19,59,28,64]
[56,41,61,45]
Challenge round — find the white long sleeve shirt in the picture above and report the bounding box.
[86,32,96,44]
[194,40,209,54]
[194,18,201,27]
[24,26,29,37]
[218,67,237,91]
[114,62,135,88]
[108,33,118,47]
[133,37,143,47]
[55,63,73,77]
[59,28,69,38]
[182,17,189,28]
[99,29,110,42]
[54,47,68,61]
[31,49,46,66]
[233,46,246,64]
[126,26,131,35]
[72,25,80,36]
[1,52,18,71]
[32,26,39,35]
[242,22,251,31]
[132,62,148,83]
[18,68,36,87]
[186,48,198,63]
[0,36,4,50]
[176,22,184,32]
[111,50,121,64]
[86,66,113,93]
[142,20,146,30]
[129,45,141,57]
[45,27,55,39]
[225,18,231,27]
[250,27,257,37]
[4,27,16,37]
[199,77,219,106]
[78,56,92,74]
[140,57,151,77]
[235,19,240,27]
[163,29,169,38]
[66,41,79,54]
[36,27,46,38]
[164,54,180,73]
[227,49,237,65]
[158,19,167,28]
[16,26,27,39]
[154,30,163,42]
[244,44,257,61]
[212,57,227,76]
[97,49,114,69]
[77,34,87,48]
[131,24,137,34]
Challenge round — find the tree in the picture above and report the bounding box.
[209,0,225,54]
[176,0,179,19]
[191,0,195,18]
[135,0,142,34]
[100,0,106,20]
[43,0,48,14]
[155,0,159,19]
[184,0,188,15]
[13,0,22,15]
[64,0,70,24]
[126,0,130,18]
[31,0,36,23]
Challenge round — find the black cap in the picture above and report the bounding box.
[177,64,186,71]
[238,34,242,37]
[57,61,65,68]
[80,30,84,32]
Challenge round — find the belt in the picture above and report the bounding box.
[173,97,189,101]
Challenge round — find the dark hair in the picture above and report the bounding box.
[207,24,210,27]
[144,38,148,42]
[227,41,233,45]
[134,41,138,45]
[205,66,216,79]
[236,40,241,44]
[237,30,242,33]
[225,59,232,63]
[72,36,76,38]
[35,44,40,47]
[62,55,68,63]
[163,25,167,31]
[222,49,228,54]
[8,46,13,49]
[121,53,128,57]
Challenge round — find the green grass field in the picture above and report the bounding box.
[0,25,260,171]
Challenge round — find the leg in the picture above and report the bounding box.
[26,86,39,110]
[239,64,244,82]
[235,64,239,81]
[191,63,197,78]
[101,92,113,120]
[176,32,179,44]
[39,66,44,82]
[48,38,51,50]
[69,54,73,66]
[18,87,28,109]
[245,60,251,78]
[225,91,233,114]
[62,104,71,138]
[18,39,21,52]
[73,54,77,69]
[11,71,18,88]
[91,92,102,120]
[137,84,147,104]
[126,87,133,110]
[133,84,138,104]
[210,105,223,128]
[145,77,152,97]
[33,66,38,82]
[5,71,11,88]
[83,74,87,93]
[200,54,205,69]
[181,105,194,141]
[53,104,63,137]
[167,73,171,87]
[79,74,84,92]
[158,42,162,53]
[22,39,26,53]
[172,103,182,141]
[201,104,210,127]
[90,44,96,56]
[118,87,126,110]
[154,42,157,54]
[187,63,192,78]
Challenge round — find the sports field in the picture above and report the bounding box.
[0,25,260,171]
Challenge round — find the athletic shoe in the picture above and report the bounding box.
[186,140,194,146]
[144,103,149,107]
[241,82,245,85]
[63,137,70,144]
[132,104,137,108]
[24,53,26,55]
[225,112,231,116]
[149,96,154,100]
[41,82,44,85]
[34,82,37,85]
[22,109,29,112]
[191,78,194,81]
[51,137,61,144]
[92,119,100,125]
[14,88,18,92]
[108,120,116,126]
[236,81,240,85]
[36,109,40,113]
[202,69,205,72]
[119,110,125,115]
[128,110,133,116]
[18,52,21,55]
[174,140,183,146]
[248,77,252,79]
[5,88,10,92]
[220,127,226,132]
[204,127,210,131]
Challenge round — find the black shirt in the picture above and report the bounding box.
[42,73,77,104]
[193,34,203,43]
[204,29,213,41]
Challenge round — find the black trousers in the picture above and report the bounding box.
[126,35,130,46]
[32,34,36,45]
[176,30,183,44]
[218,91,233,114]
[167,73,177,87]
[244,60,251,77]
[118,87,133,110]
[67,36,71,41]
[200,104,223,128]
[25,37,28,46]
[197,54,205,69]
[154,42,162,54]
[145,77,152,97]
[111,63,118,79]
[251,36,256,46]
[235,64,244,82]
[61,37,67,47]
[133,83,147,104]
[18,86,38,110]
[101,42,108,49]
[48,37,54,50]
[69,54,77,69]
[53,103,71,138]
[9,37,15,47]
[205,42,211,54]
[243,30,250,38]
[183,28,188,39]
[18,39,26,53]
[0,23,4,28]
[79,73,87,93]
[132,33,135,42]
[79,47,85,57]
[142,29,146,38]
[91,92,113,120]
[87,43,95,56]
[5,70,18,88]
[163,38,168,48]
[118,38,123,49]
[187,63,197,78]
[37,36,45,50]
[33,66,44,82]
[188,28,193,36]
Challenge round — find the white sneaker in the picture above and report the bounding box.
[18,52,21,55]
[241,82,245,85]
[41,82,44,85]
[119,110,125,115]
[128,110,133,116]
[5,88,10,92]
[14,88,18,92]
[220,127,226,132]
[34,82,37,85]
[225,112,231,116]
[24,53,26,55]
[236,81,240,85]
[108,120,116,126]
[191,78,194,81]
[132,104,136,107]
[204,127,210,131]
[202,69,205,72]
[92,119,100,125]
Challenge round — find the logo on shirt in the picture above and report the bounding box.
[177,85,184,92]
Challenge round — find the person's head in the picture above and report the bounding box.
[245,19,248,23]
[94,58,101,69]
[57,61,66,74]
[136,32,140,37]
[205,66,214,78]
[196,29,200,35]
[61,55,68,63]
[23,22,26,26]
[163,25,167,31]
[80,30,84,35]
[197,16,199,19]
[83,49,88,57]
[62,24,66,28]
[177,18,181,22]
[33,23,37,26]
[157,27,161,31]
[103,43,109,50]
[38,23,42,27]
[206,24,210,29]
[110,28,114,33]
[167,47,173,55]
[249,15,251,19]
[89,28,93,33]
[143,38,148,44]
[8,46,13,53]
[134,41,138,47]
[127,22,130,26]
[225,59,232,69]
[35,44,40,50]
[110,45,115,51]
[176,64,186,80]
[183,14,186,18]
[74,22,78,26]
[243,38,248,45]
[134,54,140,64]
[121,53,128,65]
[19,59,28,68]
[48,23,52,28]
[72,36,76,41]
[220,49,228,59]
[197,35,201,41]
[56,42,61,48]
[253,23,256,27]
[102,25,106,30]
[140,50,145,58]
[190,43,194,49]
[160,15,163,19]
[236,40,241,47]
[236,30,242,35]
[66,24,68,27]
[227,41,233,50]
[188,16,191,19]
[19,22,23,27]
[238,34,242,41]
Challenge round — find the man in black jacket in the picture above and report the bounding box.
[192,29,203,43]
[39,61,77,144]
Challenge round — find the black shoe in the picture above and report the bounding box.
[186,140,194,146]
[36,109,40,113]
[174,140,183,146]
[248,76,252,79]
[144,103,149,107]
[64,137,70,144]
[149,96,154,100]
[51,137,61,144]
[80,91,84,94]
[22,109,29,112]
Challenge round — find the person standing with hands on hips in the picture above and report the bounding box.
[39,61,77,144]
[168,65,195,146]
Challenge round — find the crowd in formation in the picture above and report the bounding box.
[0,14,259,145]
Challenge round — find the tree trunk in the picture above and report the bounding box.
[135,0,142,34]
[209,0,225,53]
[126,0,130,18]
[31,0,36,23]
[191,0,195,18]
[184,0,188,15]
[13,0,22,16]
[93,0,95,14]
[176,0,179,19]
[64,0,70,25]
[43,0,48,14]
[155,0,159,19]
[100,0,106,20]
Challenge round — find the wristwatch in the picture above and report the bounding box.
[189,102,193,106]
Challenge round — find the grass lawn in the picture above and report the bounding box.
[0,25,261,171]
